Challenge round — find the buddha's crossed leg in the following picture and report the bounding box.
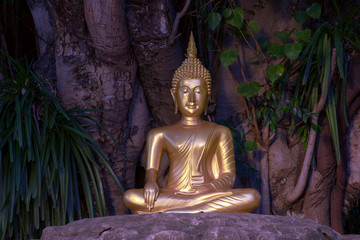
[123,188,260,214]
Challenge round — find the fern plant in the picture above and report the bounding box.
[0,55,124,239]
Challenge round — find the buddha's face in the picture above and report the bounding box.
[173,78,208,117]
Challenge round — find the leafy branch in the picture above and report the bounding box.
[202,1,359,211]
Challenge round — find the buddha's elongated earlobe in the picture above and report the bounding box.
[170,89,178,114]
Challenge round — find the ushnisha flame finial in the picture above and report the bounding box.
[187,31,197,58]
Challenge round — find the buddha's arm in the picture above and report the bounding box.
[144,129,164,210]
[210,127,236,191]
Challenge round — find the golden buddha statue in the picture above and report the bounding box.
[123,33,261,214]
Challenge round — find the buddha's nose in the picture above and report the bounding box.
[189,91,195,102]
[187,92,196,108]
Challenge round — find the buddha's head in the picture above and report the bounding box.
[171,32,211,117]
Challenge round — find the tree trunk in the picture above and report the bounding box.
[126,0,183,126]
[45,0,138,214]
[25,0,56,84]
[303,118,335,227]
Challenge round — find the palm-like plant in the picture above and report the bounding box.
[0,55,124,240]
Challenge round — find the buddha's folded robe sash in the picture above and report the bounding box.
[165,121,235,194]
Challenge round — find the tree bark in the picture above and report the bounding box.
[303,119,335,227]
[126,0,183,126]
[25,0,56,84]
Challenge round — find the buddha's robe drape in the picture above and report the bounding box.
[124,122,260,213]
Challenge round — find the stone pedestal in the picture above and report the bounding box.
[40,213,355,240]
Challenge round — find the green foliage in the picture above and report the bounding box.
[306,3,321,19]
[207,12,221,31]
[268,43,285,58]
[325,88,341,164]
[284,43,302,60]
[201,1,358,165]
[237,82,260,98]
[244,140,258,151]
[0,55,124,239]
[266,64,284,83]
[294,11,307,24]
[222,8,232,18]
[249,20,259,36]
[294,3,321,25]
[220,49,238,67]
[276,30,291,43]
[237,2,354,158]
[296,29,311,41]
[225,7,244,29]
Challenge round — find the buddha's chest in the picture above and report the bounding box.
[164,130,213,180]
[163,129,208,153]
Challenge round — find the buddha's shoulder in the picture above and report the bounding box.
[208,122,232,137]
[146,124,175,137]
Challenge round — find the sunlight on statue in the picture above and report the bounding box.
[123,32,261,214]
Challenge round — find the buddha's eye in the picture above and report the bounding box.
[194,87,201,94]
[181,88,189,93]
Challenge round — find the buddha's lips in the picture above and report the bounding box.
[186,104,196,109]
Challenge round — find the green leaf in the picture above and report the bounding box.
[245,140,258,151]
[296,29,311,41]
[226,7,244,29]
[64,125,95,142]
[249,20,259,36]
[325,89,341,164]
[237,82,261,98]
[334,28,344,79]
[220,49,238,67]
[284,43,302,60]
[306,2,321,19]
[331,0,342,25]
[321,34,331,99]
[15,96,23,147]
[91,144,125,194]
[270,122,276,132]
[41,86,70,120]
[294,10,308,24]
[311,123,319,132]
[268,43,285,58]
[276,31,290,43]
[208,12,221,31]
[266,64,285,82]
[223,8,232,18]
[302,50,314,85]
[70,143,95,217]
[301,128,308,142]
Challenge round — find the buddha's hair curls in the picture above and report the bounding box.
[171,32,211,95]
[171,58,211,95]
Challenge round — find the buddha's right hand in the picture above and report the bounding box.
[144,180,159,210]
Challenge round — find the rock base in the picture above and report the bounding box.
[40,213,355,240]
